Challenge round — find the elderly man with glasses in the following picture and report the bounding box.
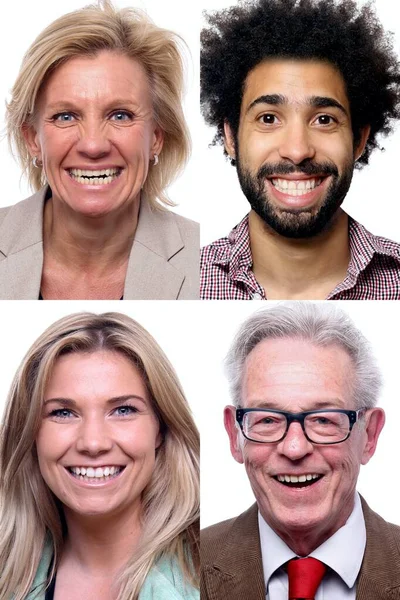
[201,303,399,600]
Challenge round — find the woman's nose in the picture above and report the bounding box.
[75,418,113,456]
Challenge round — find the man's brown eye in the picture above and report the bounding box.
[260,114,276,124]
[317,115,333,125]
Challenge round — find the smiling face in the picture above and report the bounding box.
[224,337,384,553]
[224,59,370,238]
[36,350,161,520]
[23,51,163,218]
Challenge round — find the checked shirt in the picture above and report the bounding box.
[200,215,400,300]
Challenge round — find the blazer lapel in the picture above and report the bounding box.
[0,188,45,299]
[123,199,186,299]
[202,505,265,600]
[0,189,188,299]
[356,497,400,600]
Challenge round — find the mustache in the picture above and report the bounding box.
[257,160,339,179]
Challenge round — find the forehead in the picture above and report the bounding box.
[241,58,349,114]
[45,350,148,399]
[38,50,152,109]
[241,337,355,410]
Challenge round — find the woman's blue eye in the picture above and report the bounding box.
[49,408,73,419]
[115,405,138,416]
[54,113,75,122]
[111,111,133,121]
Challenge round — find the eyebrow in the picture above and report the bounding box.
[246,399,345,410]
[43,394,147,407]
[246,94,348,116]
[43,99,139,114]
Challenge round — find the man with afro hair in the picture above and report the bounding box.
[200,0,400,300]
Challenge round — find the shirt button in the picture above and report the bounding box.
[252,292,262,300]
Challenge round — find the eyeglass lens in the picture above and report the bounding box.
[242,411,350,443]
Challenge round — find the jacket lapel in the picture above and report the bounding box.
[0,188,45,299]
[0,189,186,300]
[202,505,265,600]
[123,199,185,299]
[356,497,400,600]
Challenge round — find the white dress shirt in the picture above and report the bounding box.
[258,492,366,599]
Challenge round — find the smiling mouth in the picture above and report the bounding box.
[274,473,324,488]
[66,465,125,482]
[68,168,122,186]
[270,177,327,197]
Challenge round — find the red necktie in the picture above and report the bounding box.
[287,557,326,599]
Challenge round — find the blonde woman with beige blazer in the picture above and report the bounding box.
[3,1,199,300]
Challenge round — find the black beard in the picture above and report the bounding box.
[236,157,354,239]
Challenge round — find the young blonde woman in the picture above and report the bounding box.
[0,312,199,599]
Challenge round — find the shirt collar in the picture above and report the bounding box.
[258,492,366,590]
[213,213,399,278]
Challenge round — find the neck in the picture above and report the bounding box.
[62,501,142,575]
[261,493,356,557]
[43,194,140,273]
[249,209,350,300]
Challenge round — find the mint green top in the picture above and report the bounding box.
[26,542,199,600]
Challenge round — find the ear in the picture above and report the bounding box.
[151,124,164,157]
[354,125,371,162]
[22,123,42,160]
[223,121,236,160]
[224,405,244,464]
[361,408,385,465]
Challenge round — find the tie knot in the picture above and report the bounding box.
[288,557,326,600]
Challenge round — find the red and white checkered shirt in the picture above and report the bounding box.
[200,215,400,299]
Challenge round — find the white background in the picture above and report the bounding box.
[0,301,398,529]
[1,1,400,245]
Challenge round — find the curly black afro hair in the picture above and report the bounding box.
[201,0,400,166]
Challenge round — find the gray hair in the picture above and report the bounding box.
[225,302,382,409]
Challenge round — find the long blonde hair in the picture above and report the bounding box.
[0,312,199,599]
[6,0,190,209]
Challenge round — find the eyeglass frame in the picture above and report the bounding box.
[235,407,366,445]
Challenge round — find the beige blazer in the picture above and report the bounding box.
[0,187,199,299]
[201,499,400,600]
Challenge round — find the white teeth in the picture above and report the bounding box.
[68,168,120,185]
[271,178,322,196]
[69,466,122,480]
[277,473,321,483]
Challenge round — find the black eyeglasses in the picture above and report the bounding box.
[236,408,365,445]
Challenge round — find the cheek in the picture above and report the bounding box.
[239,128,272,166]
[39,130,78,164]
[243,446,272,477]
[121,425,159,458]
[317,132,354,166]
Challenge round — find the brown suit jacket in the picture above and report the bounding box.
[0,187,199,299]
[201,498,400,599]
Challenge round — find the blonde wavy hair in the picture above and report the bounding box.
[0,312,199,599]
[6,0,190,209]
